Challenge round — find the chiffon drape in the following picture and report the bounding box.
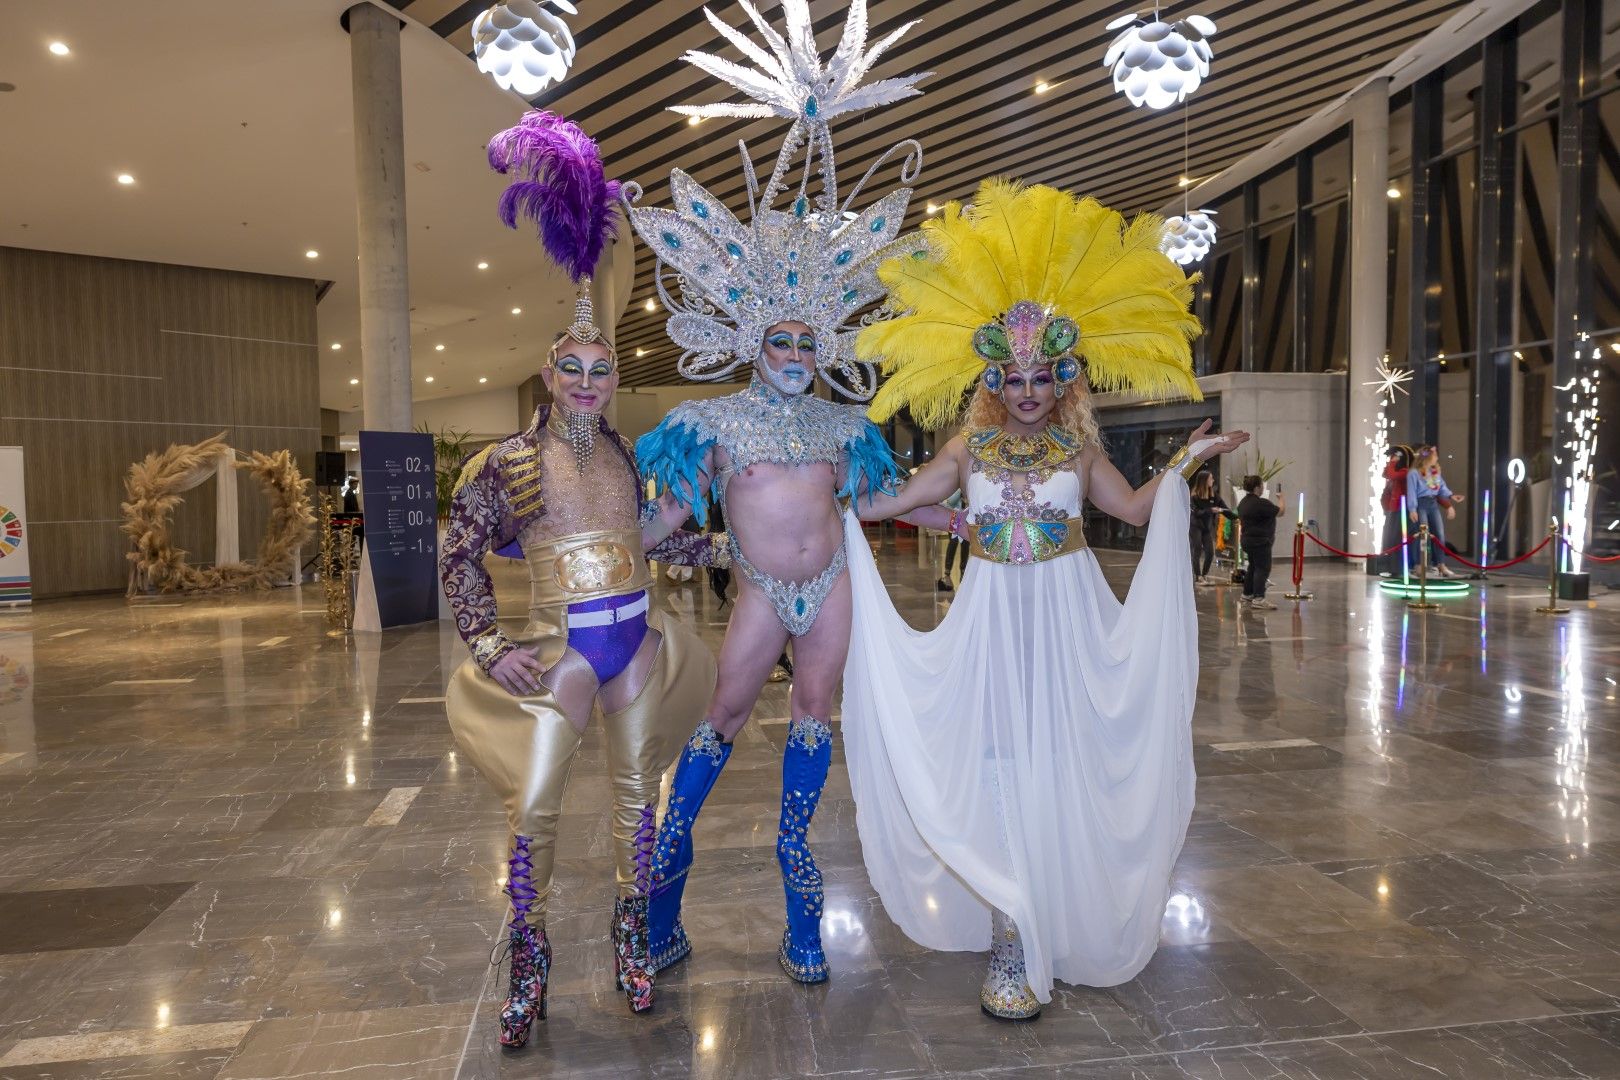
[839,474,1198,998]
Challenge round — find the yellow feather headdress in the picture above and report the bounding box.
[860,179,1203,428]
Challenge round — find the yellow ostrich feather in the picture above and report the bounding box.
[862,180,1202,427]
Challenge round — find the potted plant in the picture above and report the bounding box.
[417,425,475,526]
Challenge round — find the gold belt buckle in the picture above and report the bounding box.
[554,542,634,592]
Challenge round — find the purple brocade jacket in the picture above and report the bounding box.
[439,405,727,673]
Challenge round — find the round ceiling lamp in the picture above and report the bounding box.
[473,0,579,97]
[1162,208,1216,265]
[1103,10,1217,110]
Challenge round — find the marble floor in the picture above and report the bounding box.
[1,532,1620,1079]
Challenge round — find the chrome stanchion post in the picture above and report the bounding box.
[1408,524,1439,611]
[1535,517,1569,616]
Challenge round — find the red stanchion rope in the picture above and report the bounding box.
[1434,535,1552,571]
[1302,533,1413,560]
[1559,538,1620,563]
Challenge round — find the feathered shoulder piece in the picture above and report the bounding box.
[488,110,621,346]
[860,180,1202,429]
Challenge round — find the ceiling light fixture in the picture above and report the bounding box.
[48,41,70,56]
[473,1,578,96]
[1386,186,1401,199]
[479,376,488,383]
[435,344,445,351]
[644,298,656,312]
[349,377,359,385]
[477,261,490,270]
[1104,10,1217,110]
[688,115,703,126]
[1034,80,1051,95]
[305,249,319,259]
[116,173,135,185]
[330,343,342,350]
[425,375,435,383]
[511,307,522,315]
[1161,208,1217,265]
[635,347,646,357]
[926,202,938,214]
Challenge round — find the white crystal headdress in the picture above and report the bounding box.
[622,0,929,400]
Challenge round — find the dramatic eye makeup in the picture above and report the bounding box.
[767,333,794,350]
[588,362,613,379]
[796,335,816,352]
[556,357,585,375]
[1032,371,1053,386]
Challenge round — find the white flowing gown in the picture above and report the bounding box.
[840,466,1197,998]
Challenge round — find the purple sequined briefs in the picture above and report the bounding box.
[567,592,649,683]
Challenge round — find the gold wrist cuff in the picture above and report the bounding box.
[1166,446,1203,481]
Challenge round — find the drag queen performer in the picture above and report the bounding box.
[843,181,1249,1020]
[623,0,949,984]
[441,112,719,1048]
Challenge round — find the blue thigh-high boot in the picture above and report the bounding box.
[777,715,833,983]
[647,721,732,972]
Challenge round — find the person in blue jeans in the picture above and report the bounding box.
[1406,445,1463,576]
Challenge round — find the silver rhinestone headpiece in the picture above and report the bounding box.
[621,0,929,401]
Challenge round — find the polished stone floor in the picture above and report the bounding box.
[2,531,1620,1078]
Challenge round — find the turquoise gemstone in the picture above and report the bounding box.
[805,96,818,117]
[795,597,807,615]
[692,200,709,219]
[787,270,799,286]
[835,250,852,266]
[727,286,742,302]
[870,217,886,232]
[794,196,808,218]
[662,231,681,249]
[842,289,858,302]
[726,241,743,258]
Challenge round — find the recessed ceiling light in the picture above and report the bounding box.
[925,203,938,214]
[1386,187,1401,199]
[330,342,342,351]
[636,347,646,357]
[435,344,445,351]
[425,375,435,383]
[349,377,359,385]
[116,173,135,185]
[644,299,656,312]
[48,42,70,57]
[479,376,488,384]
[1034,80,1051,95]
[687,115,702,126]
[511,307,522,315]
[305,249,319,259]
[477,261,489,270]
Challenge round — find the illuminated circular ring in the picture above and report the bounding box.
[1377,578,1471,597]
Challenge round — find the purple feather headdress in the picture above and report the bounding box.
[488,110,622,285]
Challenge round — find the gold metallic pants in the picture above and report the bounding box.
[446,609,715,927]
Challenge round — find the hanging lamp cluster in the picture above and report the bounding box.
[1103,9,1217,110]
[473,0,578,96]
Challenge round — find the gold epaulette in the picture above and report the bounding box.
[498,444,543,519]
[452,444,499,497]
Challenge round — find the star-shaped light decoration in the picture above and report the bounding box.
[1363,358,1413,399]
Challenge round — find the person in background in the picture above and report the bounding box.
[1237,474,1280,610]
[937,489,968,592]
[1379,446,1413,576]
[1406,445,1463,577]
[1188,471,1233,585]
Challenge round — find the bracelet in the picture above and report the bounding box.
[1165,445,1204,481]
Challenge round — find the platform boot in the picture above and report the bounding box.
[496,835,552,1048]
[777,715,832,983]
[646,721,732,971]
[980,909,1041,1021]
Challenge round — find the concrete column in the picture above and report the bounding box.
[347,2,412,432]
[1345,79,1390,557]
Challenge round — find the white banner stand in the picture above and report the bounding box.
[0,447,31,607]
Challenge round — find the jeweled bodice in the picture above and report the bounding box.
[518,427,640,549]
[964,425,1087,565]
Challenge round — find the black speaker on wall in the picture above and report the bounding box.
[315,451,348,487]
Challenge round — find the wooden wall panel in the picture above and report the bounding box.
[0,246,321,597]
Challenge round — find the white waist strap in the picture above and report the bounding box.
[565,591,650,629]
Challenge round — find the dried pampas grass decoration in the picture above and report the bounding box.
[122,433,315,595]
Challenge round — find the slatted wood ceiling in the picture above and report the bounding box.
[394,0,1470,386]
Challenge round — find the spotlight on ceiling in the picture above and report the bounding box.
[512,307,522,315]
[349,377,359,385]
[477,261,490,270]
[644,298,656,312]
[305,249,319,259]
[330,343,342,351]
[116,173,135,185]
[49,41,70,56]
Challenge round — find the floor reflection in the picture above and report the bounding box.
[0,555,1617,1077]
